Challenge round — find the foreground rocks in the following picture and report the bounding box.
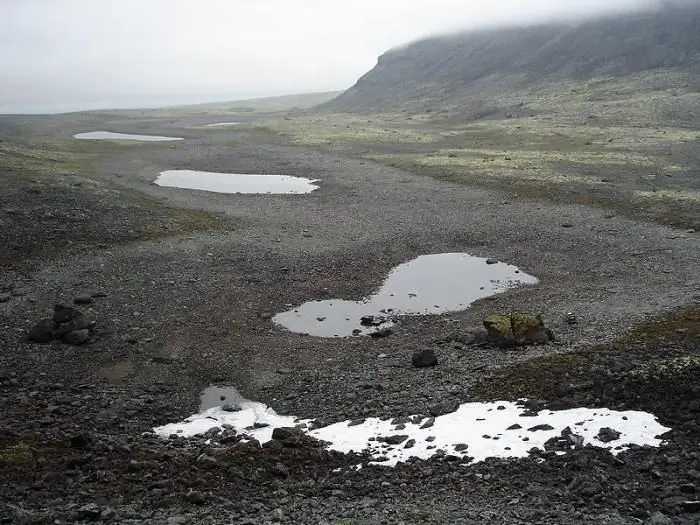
[28,304,96,346]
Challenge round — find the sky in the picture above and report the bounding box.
[0,0,666,113]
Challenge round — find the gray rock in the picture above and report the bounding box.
[0,293,10,303]
[528,424,555,432]
[29,318,57,343]
[369,326,393,338]
[99,507,116,520]
[196,454,218,468]
[486,258,499,265]
[648,511,672,525]
[428,400,459,417]
[184,490,206,504]
[54,313,94,337]
[11,288,27,297]
[597,427,621,443]
[360,315,388,327]
[77,503,102,520]
[74,294,93,305]
[167,517,187,525]
[378,434,409,445]
[63,329,90,345]
[412,348,438,368]
[420,417,435,429]
[53,304,82,324]
[222,404,241,412]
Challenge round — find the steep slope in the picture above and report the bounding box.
[324,3,700,113]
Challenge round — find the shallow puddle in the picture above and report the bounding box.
[74,131,184,141]
[273,253,538,337]
[155,170,319,194]
[154,398,669,467]
[199,386,243,411]
[204,122,240,127]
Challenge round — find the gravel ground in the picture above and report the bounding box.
[1,117,699,524]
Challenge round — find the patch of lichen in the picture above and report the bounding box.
[472,304,700,402]
[614,304,700,348]
[0,440,35,464]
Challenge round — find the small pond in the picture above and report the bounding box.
[273,253,538,337]
[155,170,320,194]
[74,131,184,141]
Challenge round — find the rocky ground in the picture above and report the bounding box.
[1,110,699,524]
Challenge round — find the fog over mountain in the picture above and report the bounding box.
[0,0,679,113]
[323,0,700,112]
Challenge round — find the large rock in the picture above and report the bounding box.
[53,304,82,324]
[29,318,57,343]
[483,313,552,347]
[412,348,438,368]
[63,329,90,345]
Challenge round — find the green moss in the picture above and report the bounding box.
[471,304,700,401]
[0,441,34,464]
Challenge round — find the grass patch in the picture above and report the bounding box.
[471,304,700,402]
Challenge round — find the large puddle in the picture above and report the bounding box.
[154,394,669,467]
[154,170,320,194]
[273,253,538,337]
[74,131,184,141]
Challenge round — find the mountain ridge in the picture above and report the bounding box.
[322,3,700,113]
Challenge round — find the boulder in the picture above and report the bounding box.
[428,399,459,417]
[483,312,553,347]
[29,318,57,343]
[270,427,309,447]
[483,314,516,347]
[53,304,82,324]
[412,348,438,368]
[63,329,90,345]
[53,313,94,337]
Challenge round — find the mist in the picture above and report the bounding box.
[0,0,671,114]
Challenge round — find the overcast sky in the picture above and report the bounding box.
[1,0,664,113]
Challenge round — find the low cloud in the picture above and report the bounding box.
[0,0,667,112]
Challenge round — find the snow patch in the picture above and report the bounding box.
[154,399,669,466]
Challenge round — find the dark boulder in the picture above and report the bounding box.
[412,348,438,368]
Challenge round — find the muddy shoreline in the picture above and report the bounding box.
[1,113,699,524]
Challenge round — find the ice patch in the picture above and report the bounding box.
[153,399,669,466]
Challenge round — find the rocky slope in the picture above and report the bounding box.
[323,3,700,113]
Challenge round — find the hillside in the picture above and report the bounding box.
[323,3,700,114]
